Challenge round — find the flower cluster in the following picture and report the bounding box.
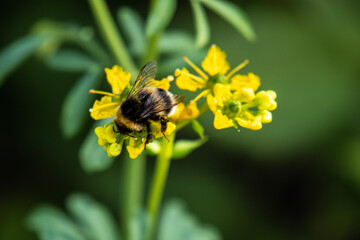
[90,45,277,159]
[89,66,197,159]
[175,45,277,130]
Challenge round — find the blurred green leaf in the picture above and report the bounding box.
[27,206,85,240]
[200,0,256,42]
[158,200,222,240]
[117,7,146,57]
[191,120,205,139]
[79,119,114,173]
[47,49,97,72]
[146,0,177,38]
[128,209,147,240]
[159,30,195,54]
[190,0,210,48]
[66,193,119,240]
[172,138,207,159]
[0,34,47,86]
[60,67,102,138]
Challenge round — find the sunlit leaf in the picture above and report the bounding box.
[159,30,195,54]
[0,34,47,86]
[79,119,114,173]
[27,206,85,240]
[190,0,210,48]
[191,119,205,139]
[172,138,207,159]
[158,199,222,240]
[117,7,146,57]
[146,0,177,38]
[47,49,97,72]
[200,0,256,41]
[66,193,119,240]
[60,67,102,138]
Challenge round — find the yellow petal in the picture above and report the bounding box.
[213,83,231,106]
[175,68,205,91]
[152,77,171,90]
[233,88,255,103]
[178,100,200,121]
[170,102,184,122]
[104,142,122,157]
[214,111,234,129]
[206,94,217,113]
[255,90,277,111]
[104,124,117,143]
[105,65,131,95]
[235,111,263,130]
[201,45,230,76]
[126,137,146,159]
[90,96,119,120]
[230,73,260,92]
[154,121,176,138]
[259,110,272,124]
[95,126,106,146]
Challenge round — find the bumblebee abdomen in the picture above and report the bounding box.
[120,98,144,121]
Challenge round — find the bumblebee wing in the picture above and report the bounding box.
[127,60,157,100]
[140,93,185,119]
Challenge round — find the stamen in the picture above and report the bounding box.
[193,89,211,102]
[225,59,249,80]
[183,57,209,80]
[176,69,207,85]
[89,89,119,98]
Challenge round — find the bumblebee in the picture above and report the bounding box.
[115,60,184,146]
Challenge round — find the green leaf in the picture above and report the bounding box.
[191,119,205,139]
[27,206,85,240]
[79,119,114,173]
[172,138,207,159]
[66,193,119,240]
[60,67,102,139]
[158,199,222,240]
[159,30,195,54]
[128,209,148,240]
[145,0,177,38]
[117,7,146,57]
[0,34,47,86]
[47,49,97,72]
[190,0,210,48]
[200,0,256,42]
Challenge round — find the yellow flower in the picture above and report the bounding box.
[175,45,249,100]
[126,137,146,159]
[175,45,277,132]
[90,65,180,159]
[207,84,277,130]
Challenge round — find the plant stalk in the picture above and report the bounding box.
[146,133,175,240]
[88,0,137,76]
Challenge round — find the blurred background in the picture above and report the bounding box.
[1,0,360,239]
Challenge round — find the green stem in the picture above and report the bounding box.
[146,133,175,240]
[121,154,146,240]
[88,0,138,76]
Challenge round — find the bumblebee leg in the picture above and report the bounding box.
[160,118,170,142]
[145,122,153,148]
